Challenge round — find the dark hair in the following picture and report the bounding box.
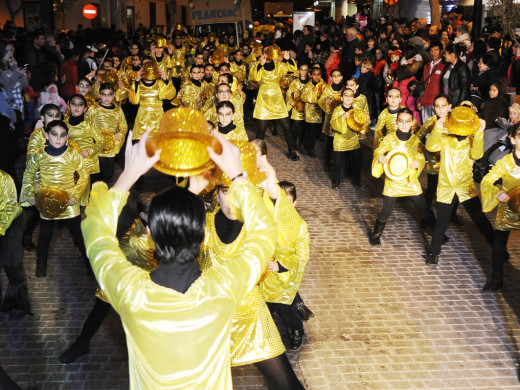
[148,187,205,265]
[218,63,230,72]
[204,63,215,70]
[99,82,115,92]
[279,181,297,201]
[78,77,91,86]
[45,120,68,134]
[433,94,450,105]
[429,40,443,51]
[509,122,520,138]
[216,100,235,113]
[397,107,414,118]
[250,139,267,156]
[190,64,202,73]
[137,192,154,225]
[219,73,233,84]
[40,103,61,117]
[480,53,495,68]
[69,94,87,106]
[445,43,464,57]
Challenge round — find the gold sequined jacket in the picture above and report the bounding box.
[65,117,105,174]
[86,104,128,157]
[259,189,310,304]
[481,153,520,231]
[170,46,187,79]
[372,132,425,197]
[286,78,307,121]
[129,80,177,140]
[82,180,276,388]
[20,146,89,218]
[415,115,440,175]
[373,106,417,149]
[198,206,285,366]
[0,170,22,236]
[301,80,327,123]
[230,61,247,83]
[319,85,343,136]
[330,106,367,151]
[251,60,297,120]
[426,125,483,204]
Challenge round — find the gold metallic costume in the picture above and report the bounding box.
[170,46,187,79]
[481,153,520,231]
[301,80,326,123]
[330,106,367,151]
[199,208,285,366]
[0,170,22,236]
[230,61,247,83]
[178,79,204,110]
[373,107,417,149]
[129,80,177,140]
[20,146,89,218]
[354,94,370,123]
[259,190,310,304]
[319,85,343,136]
[286,78,307,121]
[65,117,105,174]
[372,132,425,197]
[251,61,297,120]
[204,94,248,141]
[426,125,483,204]
[26,127,47,162]
[82,180,277,389]
[87,104,128,157]
[152,54,172,79]
[415,115,441,174]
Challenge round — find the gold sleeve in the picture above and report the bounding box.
[0,170,22,235]
[408,139,426,182]
[425,125,444,152]
[26,128,46,163]
[66,149,89,204]
[158,80,177,101]
[372,135,391,179]
[470,131,484,161]
[128,82,140,105]
[481,157,507,213]
[20,151,40,206]
[318,86,333,114]
[330,106,346,134]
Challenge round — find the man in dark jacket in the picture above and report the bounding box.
[341,26,359,79]
[296,25,314,65]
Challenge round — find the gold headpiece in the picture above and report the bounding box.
[155,36,168,48]
[210,49,226,66]
[141,61,160,80]
[446,106,480,136]
[266,45,282,61]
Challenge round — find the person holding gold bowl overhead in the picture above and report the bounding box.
[370,108,437,246]
[426,105,494,265]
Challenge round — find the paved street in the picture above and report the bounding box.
[2,125,520,389]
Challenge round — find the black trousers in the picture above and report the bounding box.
[430,194,494,256]
[254,353,304,390]
[292,119,305,147]
[491,230,510,273]
[75,297,112,346]
[424,173,460,217]
[333,148,363,183]
[267,302,303,331]
[304,122,322,154]
[99,156,115,184]
[377,194,435,227]
[0,215,31,313]
[256,118,290,141]
[325,136,333,167]
[37,216,88,267]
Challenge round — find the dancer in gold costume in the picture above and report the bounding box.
[87,83,128,183]
[286,63,309,158]
[176,65,205,110]
[369,108,436,246]
[20,120,90,277]
[481,123,520,291]
[215,101,248,142]
[301,67,326,157]
[82,131,278,389]
[129,62,176,140]
[373,87,411,149]
[198,158,304,389]
[320,69,344,170]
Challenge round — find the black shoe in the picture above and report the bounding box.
[482,272,503,292]
[290,329,304,351]
[332,181,339,189]
[425,251,439,265]
[22,233,36,251]
[286,150,300,161]
[450,215,464,226]
[35,260,47,277]
[59,341,90,364]
[369,219,386,246]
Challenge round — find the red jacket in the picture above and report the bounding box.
[59,59,78,101]
[418,60,445,107]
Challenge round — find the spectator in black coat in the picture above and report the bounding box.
[341,26,360,79]
[471,53,497,102]
[441,43,471,107]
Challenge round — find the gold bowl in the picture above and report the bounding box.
[384,149,411,181]
[35,186,69,219]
